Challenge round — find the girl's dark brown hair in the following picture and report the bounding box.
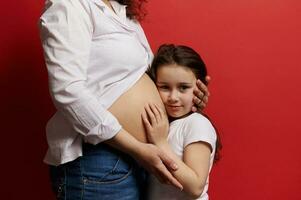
[149,44,222,163]
[114,0,147,20]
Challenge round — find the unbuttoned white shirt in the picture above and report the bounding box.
[39,0,153,165]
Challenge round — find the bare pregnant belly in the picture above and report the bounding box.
[108,73,163,143]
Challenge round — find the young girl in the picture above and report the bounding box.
[142,44,221,200]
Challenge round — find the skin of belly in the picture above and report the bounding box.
[108,73,164,143]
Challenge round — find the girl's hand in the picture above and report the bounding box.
[142,103,169,146]
[192,76,211,112]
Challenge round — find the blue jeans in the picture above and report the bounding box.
[49,143,148,200]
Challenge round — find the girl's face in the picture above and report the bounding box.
[156,64,197,119]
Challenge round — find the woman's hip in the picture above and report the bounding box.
[49,142,147,200]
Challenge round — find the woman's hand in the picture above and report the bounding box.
[134,143,183,190]
[106,128,183,190]
[192,76,211,112]
[141,103,169,146]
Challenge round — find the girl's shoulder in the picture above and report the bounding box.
[184,113,214,129]
[181,113,217,149]
[170,113,213,132]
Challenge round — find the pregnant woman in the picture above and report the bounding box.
[39,0,210,199]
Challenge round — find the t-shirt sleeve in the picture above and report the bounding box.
[183,114,217,152]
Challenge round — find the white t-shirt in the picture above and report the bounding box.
[147,113,217,200]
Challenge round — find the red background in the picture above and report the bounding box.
[1,0,301,199]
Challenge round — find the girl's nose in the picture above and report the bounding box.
[168,90,179,102]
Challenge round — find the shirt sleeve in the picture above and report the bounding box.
[183,114,217,152]
[39,0,121,144]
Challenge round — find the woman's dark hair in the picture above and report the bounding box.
[114,0,147,20]
[149,44,222,163]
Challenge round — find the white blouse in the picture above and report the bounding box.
[39,0,153,165]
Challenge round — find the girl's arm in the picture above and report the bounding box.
[158,141,211,198]
[142,103,212,198]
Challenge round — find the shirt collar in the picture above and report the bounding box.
[110,1,127,21]
[90,0,106,9]
[91,0,134,31]
[91,0,127,10]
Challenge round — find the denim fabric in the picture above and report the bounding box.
[49,143,148,200]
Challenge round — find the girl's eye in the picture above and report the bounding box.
[179,85,189,92]
[158,85,169,90]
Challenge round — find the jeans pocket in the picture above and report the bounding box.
[81,147,133,184]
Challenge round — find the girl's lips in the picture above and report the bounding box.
[167,105,182,110]
[167,105,182,107]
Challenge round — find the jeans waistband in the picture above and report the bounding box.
[82,142,133,162]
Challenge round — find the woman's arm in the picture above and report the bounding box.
[106,129,183,190]
[142,103,211,198]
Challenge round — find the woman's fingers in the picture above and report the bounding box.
[156,163,182,190]
[193,96,206,109]
[194,79,209,99]
[137,144,182,190]
[193,79,210,111]
[205,75,211,84]
[158,153,183,190]
[196,79,210,97]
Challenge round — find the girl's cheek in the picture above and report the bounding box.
[159,91,168,103]
[190,90,195,105]
[185,91,195,107]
